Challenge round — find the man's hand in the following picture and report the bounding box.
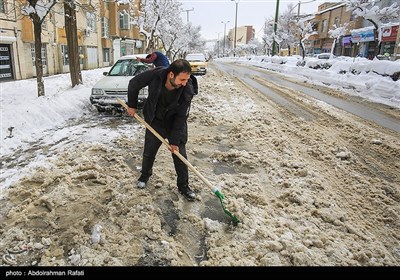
[136,57,142,62]
[168,145,179,154]
[127,106,137,117]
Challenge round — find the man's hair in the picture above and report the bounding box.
[168,59,191,76]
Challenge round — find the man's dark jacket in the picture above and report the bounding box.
[127,67,198,146]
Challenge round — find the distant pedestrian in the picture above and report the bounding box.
[137,51,170,67]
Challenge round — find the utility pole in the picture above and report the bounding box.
[231,0,239,55]
[272,0,280,56]
[221,21,230,57]
[216,32,220,58]
[182,8,194,23]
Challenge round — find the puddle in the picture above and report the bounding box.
[159,199,180,236]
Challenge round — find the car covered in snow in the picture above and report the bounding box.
[90,54,150,112]
[317,53,335,59]
[185,53,207,75]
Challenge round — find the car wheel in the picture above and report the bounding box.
[97,107,105,113]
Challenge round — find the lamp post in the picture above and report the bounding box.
[182,8,194,23]
[215,32,221,58]
[221,21,230,57]
[231,0,239,55]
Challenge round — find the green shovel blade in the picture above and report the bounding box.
[214,190,240,225]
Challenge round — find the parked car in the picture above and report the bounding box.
[185,53,207,75]
[317,53,335,59]
[90,54,149,112]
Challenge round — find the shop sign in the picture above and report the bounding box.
[342,36,351,45]
[351,29,375,43]
[382,25,398,42]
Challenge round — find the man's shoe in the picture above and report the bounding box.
[137,175,148,189]
[137,181,146,189]
[178,186,196,201]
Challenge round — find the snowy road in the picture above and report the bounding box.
[215,61,400,133]
[0,65,399,266]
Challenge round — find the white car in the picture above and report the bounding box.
[90,54,149,112]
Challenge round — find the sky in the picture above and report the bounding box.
[1,55,399,193]
[178,0,342,40]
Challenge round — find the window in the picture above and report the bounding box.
[119,12,130,29]
[321,19,328,33]
[103,48,110,63]
[49,11,56,25]
[101,17,109,38]
[0,0,5,13]
[30,43,47,67]
[334,17,340,28]
[42,20,47,30]
[311,22,318,32]
[61,45,69,66]
[79,46,84,65]
[87,12,96,32]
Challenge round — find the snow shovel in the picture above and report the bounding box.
[117,98,240,225]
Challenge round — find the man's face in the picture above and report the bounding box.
[169,72,190,89]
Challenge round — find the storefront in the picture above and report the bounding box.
[351,27,375,59]
[381,25,398,56]
[342,36,352,56]
[321,41,333,53]
[0,34,17,81]
[0,43,13,80]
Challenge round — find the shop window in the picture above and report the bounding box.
[0,44,13,79]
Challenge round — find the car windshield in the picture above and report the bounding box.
[186,54,205,62]
[108,59,149,76]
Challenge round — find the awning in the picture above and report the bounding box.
[342,36,351,45]
[0,36,17,43]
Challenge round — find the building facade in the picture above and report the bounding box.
[0,0,146,82]
[228,25,255,48]
[309,1,399,59]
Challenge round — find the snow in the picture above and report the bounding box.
[223,55,400,107]
[1,57,399,191]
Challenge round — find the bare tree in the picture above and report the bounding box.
[22,0,57,97]
[328,23,348,57]
[64,0,82,87]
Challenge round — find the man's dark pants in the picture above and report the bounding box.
[139,120,189,189]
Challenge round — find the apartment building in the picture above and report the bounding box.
[228,25,255,48]
[0,0,145,82]
[309,1,399,59]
